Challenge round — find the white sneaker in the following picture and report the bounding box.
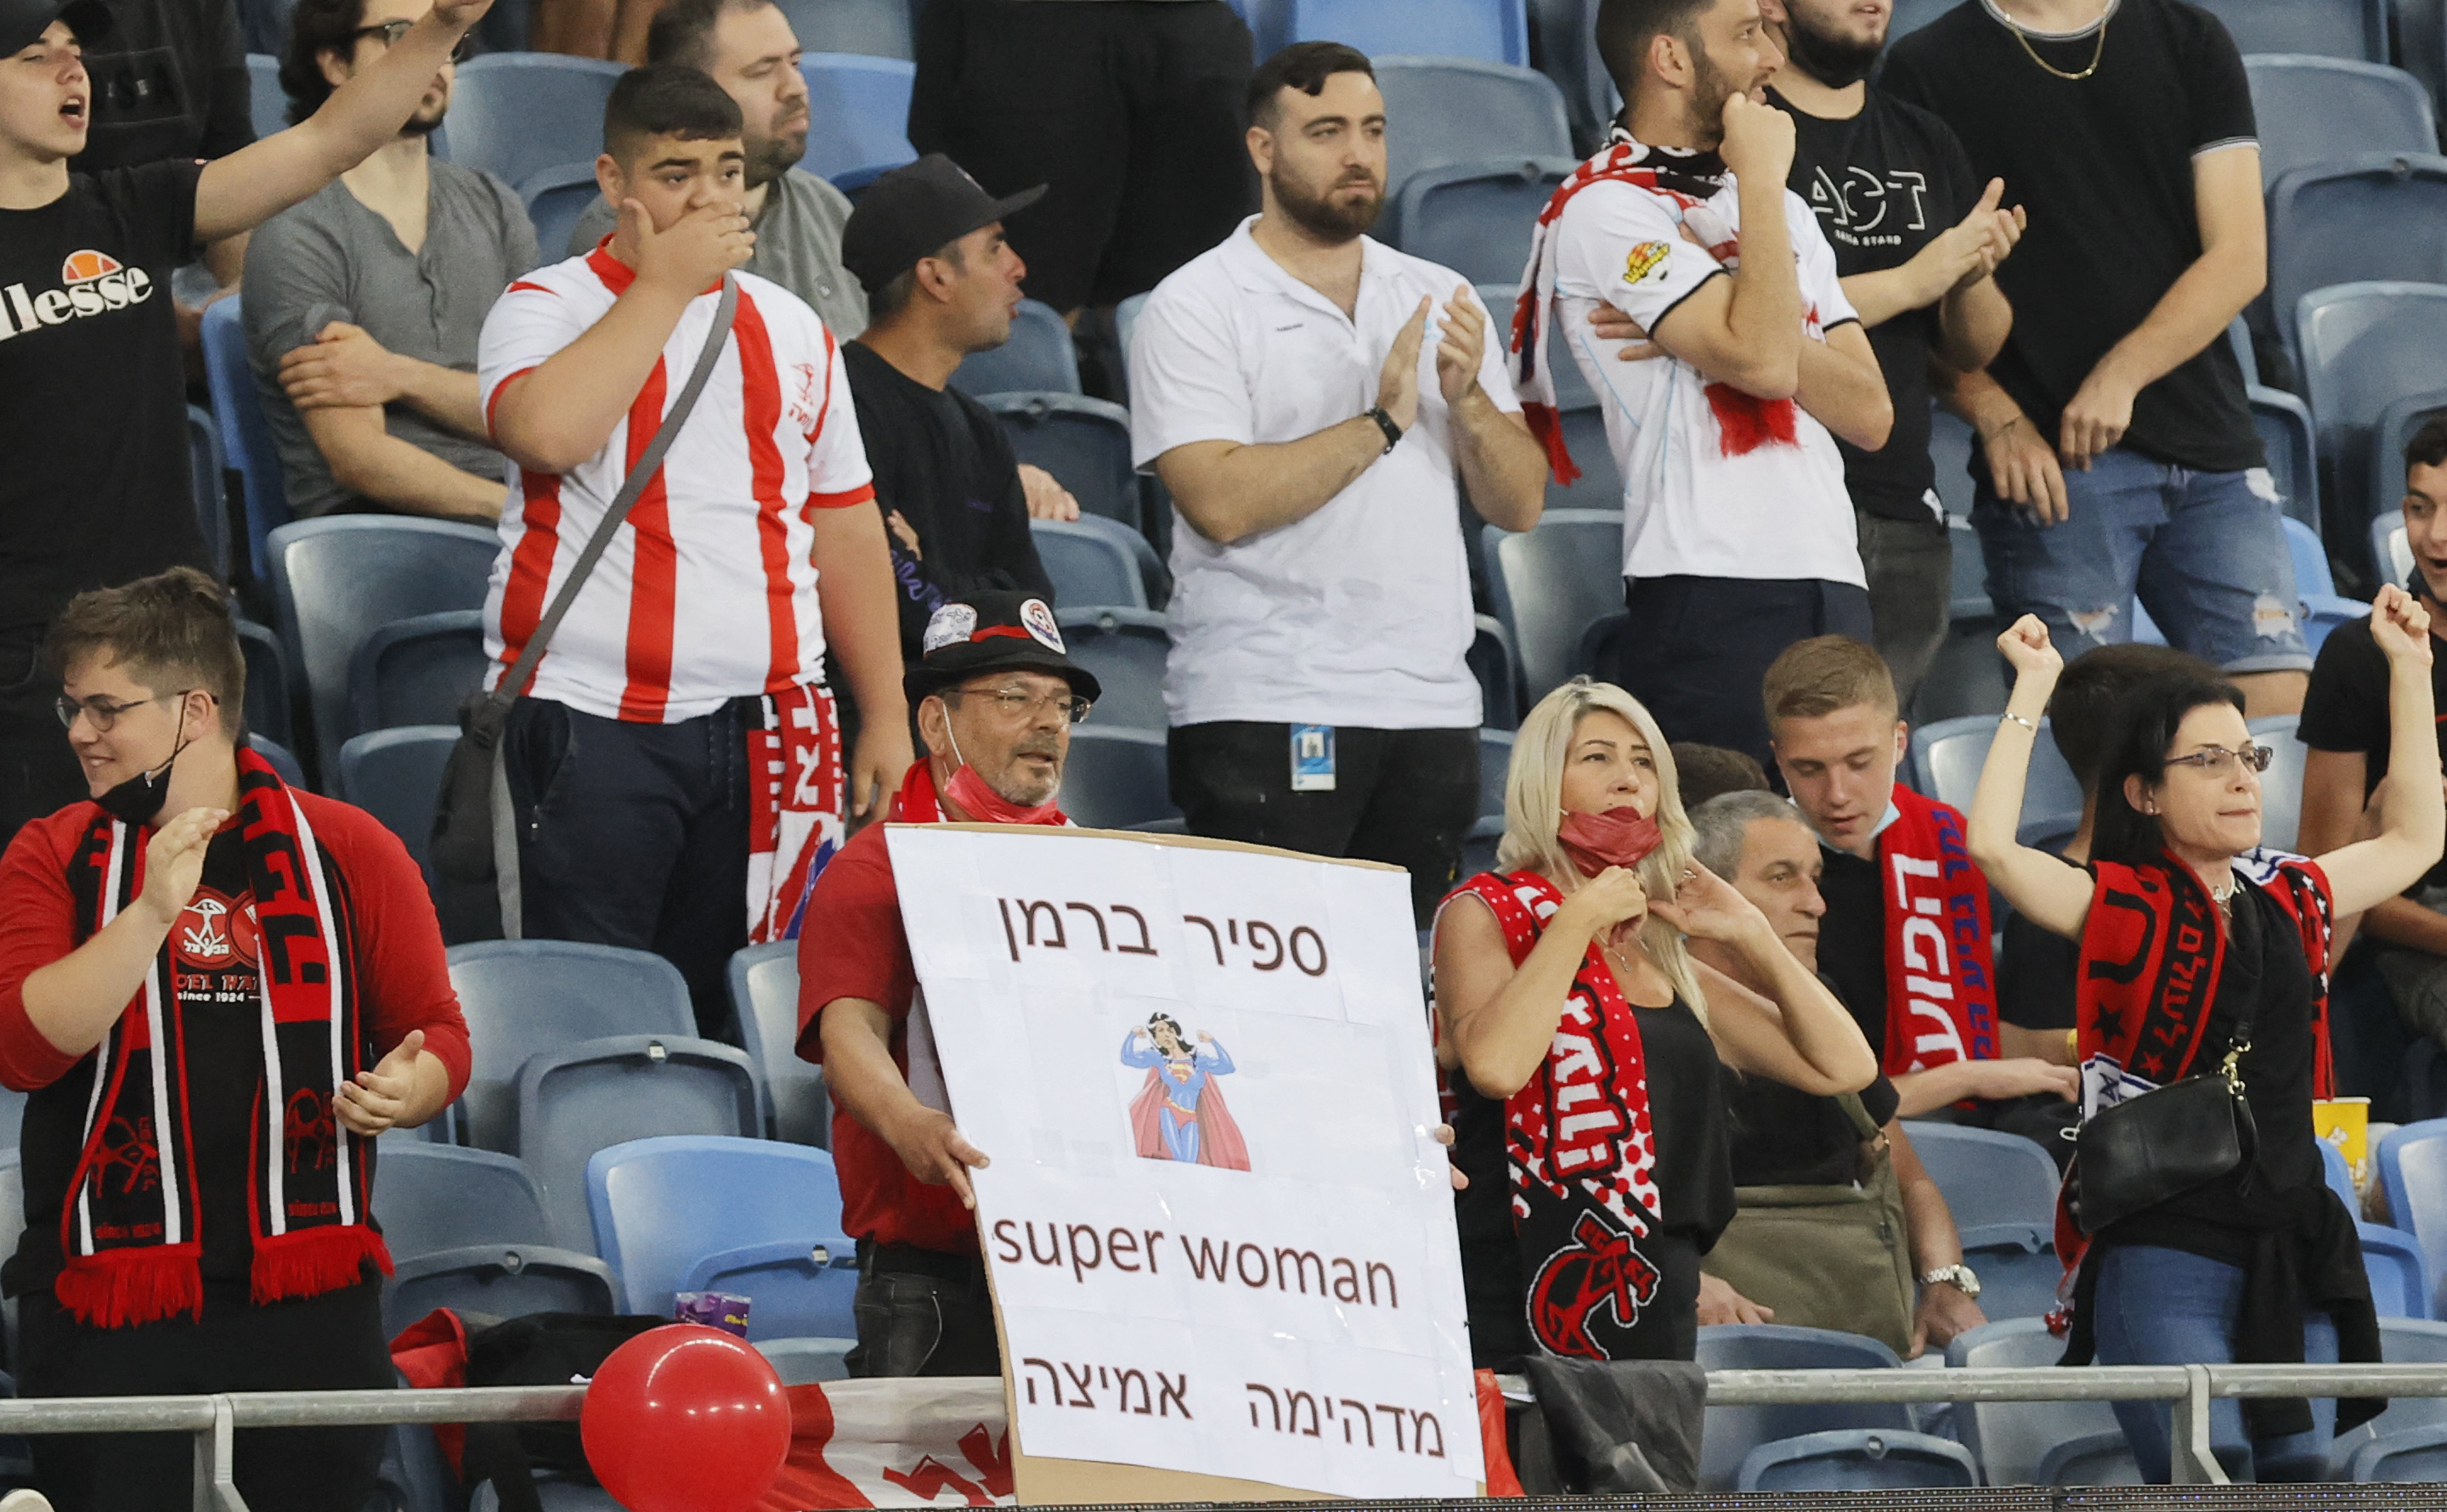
[0,1491,53,1512]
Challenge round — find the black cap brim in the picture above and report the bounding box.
[12,0,111,50]
[905,639,1101,708]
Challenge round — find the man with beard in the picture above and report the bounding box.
[1127,41,1547,926]
[1513,0,1892,770]
[243,0,536,522]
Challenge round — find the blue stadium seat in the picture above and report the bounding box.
[200,298,291,580]
[1286,0,1528,65]
[2325,1134,2360,1212]
[517,1035,761,1250]
[440,54,626,195]
[2269,155,2447,371]
[370,1410,457,1512]
[1056,607,1168,734]
[2366,386,2447,533]
[1479,282,1626,511]
[472,1475,623,1510]
[2328,1317,2447,1474]
[2250,386,2320,531]
[2032,1432,2145,1486]
[2376,514,2412,585]
[383,1243,619,1337]
[760,1336,855,1384]
[2362,1222,2433,1317]
[777,0,913,57]
[515,161,602,266]
[1060,728,1177,830]
[187,403,229,580]
[1957,1221,2063,1322]
[2198,0,2388,59]
[1738,1430,1978,1492]
[2247,58,2436,187]
[2248,714,2310,852]
[1905,715,2084,846]
[1897,1120,2061,1233]
[1371,58,1570,204]
[448,940,696,1153]
[1529,0,1613,140]
[798,53,917,181]
[1693,1324,1909,1491]
[1949,1318,2123,1486]
[265,516,499,776]
[1031,516,1163,611]
[251,735,308,788]
[587,1136,852,1335]
[235,618,296,751]
[0,1088,21,1154]
[245,52,285,138]
[1483,509,1626,702]
[1461,814,1504,877]
[2348,1421,2447,1481]
[348,609,488,737]
[373,1144,553,1259]
[726,941,828,1146]
[1390,158,1573,282]
[1884,0,1961,45]
[950,299,1078,397]
[984,392,1139,529]
[1472,613,1520,730]
[2297,283,2447,532]
[2277,521,2372,654]
[2381,1120,2447,1314]
[335,726,456,875]
[1478,729,1512,819]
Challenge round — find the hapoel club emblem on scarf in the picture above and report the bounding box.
[96,1114,161,1198]
[1528,1207,1662,1358]
[284,1088,337,1175]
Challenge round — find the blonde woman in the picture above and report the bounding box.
[1433,678,1877,1366]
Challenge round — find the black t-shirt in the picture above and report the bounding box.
[841,340,1057,661]
[2298,601,2447,890]
[1724,1062,1903,1187]
[1816,845,1890,1050]
[1881,0,2263,473]
[1772,85,1981,523]
[0,163,212,644]
[70,0,255,172]
[1998,910,2080,1031]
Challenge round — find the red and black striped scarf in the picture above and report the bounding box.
[59,745,388,1328]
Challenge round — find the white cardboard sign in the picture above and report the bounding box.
[886,826,1484,1501]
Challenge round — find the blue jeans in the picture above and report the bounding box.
[2090,1244,2338,1483]
[1971,448,2311,673]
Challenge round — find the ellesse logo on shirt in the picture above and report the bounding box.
[0,249,155,341]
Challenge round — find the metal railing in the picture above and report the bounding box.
[8,1363,2447,1509]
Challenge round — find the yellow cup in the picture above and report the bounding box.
[2314,1096,2372,1192]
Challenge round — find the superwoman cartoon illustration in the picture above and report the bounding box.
[1121,1013,1250,1171]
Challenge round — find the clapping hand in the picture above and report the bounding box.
[138,806,229,930]
[335,1030,427,1137]
[1376,297,1430,434]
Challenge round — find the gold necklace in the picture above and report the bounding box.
[2000,4,2109,80]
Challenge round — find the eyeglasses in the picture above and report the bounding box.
[949,686,1094,725]
[2164,743,2275,778]
[54,689,196,733]
[353,19,472,62]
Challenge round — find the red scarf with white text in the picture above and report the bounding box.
[1874,786,2001,1075]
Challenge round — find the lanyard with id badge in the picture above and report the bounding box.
[1291,724,1336,792]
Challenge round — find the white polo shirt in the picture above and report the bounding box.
[1128,217,1517,731]
[1547,157,1867,588]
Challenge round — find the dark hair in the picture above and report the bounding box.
[278,0,370,126]
[2089,672,2246,866]
[645,0,771,70]
[1596,0,1717,100]
[602,63,743,162]
[1673,741,1769,810]
[2049,644,2224,792]
[2408,413,2447,476]
[1146,1013,1188,1052]
[1247,41,1375,126]
[47,567,246,736]
[865,236,964,324]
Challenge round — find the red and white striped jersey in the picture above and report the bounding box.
[475,245,876,724]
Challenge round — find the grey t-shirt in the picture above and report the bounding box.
[243,158,538,519]
[568,166,868,338]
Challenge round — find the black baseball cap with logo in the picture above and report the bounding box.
[906,590,1101,706]
[839,154,1046,295]
[3,0,110,52]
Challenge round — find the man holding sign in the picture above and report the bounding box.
[798,590,1100,1378]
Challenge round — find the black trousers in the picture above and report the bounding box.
[0,634,84,847]
[20,1278,391,1512]
[1167,722,1478,925]
[910,0,1256,313]
[1611,575,1874,771]
[845,1243,1002,1379]
[502,696,754,1036]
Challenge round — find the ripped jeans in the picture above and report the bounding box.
[1969,447,2312,674]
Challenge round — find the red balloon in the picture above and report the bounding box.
[581,1324,791,1512]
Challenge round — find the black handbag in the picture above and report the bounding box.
[430,277,740,934]
[2071,1035,2258,1234]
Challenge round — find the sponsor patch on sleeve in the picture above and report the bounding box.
[1622,240,1671,285]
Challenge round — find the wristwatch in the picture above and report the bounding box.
[1920,1263,1982,1299]
[1365,404,1404,454]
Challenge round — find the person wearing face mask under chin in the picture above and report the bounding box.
[1431,677,1878,1368]
[0,568,470,1511]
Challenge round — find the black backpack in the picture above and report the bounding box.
[458,1312,663,1510]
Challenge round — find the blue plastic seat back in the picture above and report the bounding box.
[2376,515,2413,586]
[1461,815,1504,877]
[517,1036,761,1250]
[381,1243,619,1337]
[1948,1318,2122,1485]
[777,0,913,57]
[1693,1324,1907,1490]
[1060,729,1178,831]
[2298,283,2447,527]
[2249,386,2320,530]
[1472,614,1519,729]
[2196,0,2387,59]
[1287,0,1528,64]
[1031,516,1158,612]
[797,53,917,179]
[1371,58,1569,201]
[336,726,458,874]
[2269,155,2447,359]
[1479,730,1513,820]
[1056,608,1168,734]
[514,162,603,267]
[349,610,488,736]
[1483,510,1629,702]
[679,1242,857,1340]
[472,1475,626,1510]
[235,618,295,750]
[0,1089,21,1154]
[1738,1430,1978,1492]
[760,1337,855,1384]
[245,53,285,138]
[2247,59,2436,185]
[2360,1222,2433,1317]
[187,403,229,580]
[370,1409,458,1512]
[950,300,1079,397]
[2329,1317,2447,1472]
[1884,0,1961,44]
[585,1136,847,1317]
[727,941,829,1146]
[267,516,500,775]
[2033,1430,2146,1485]
[984,393,1139,529]
[1392,159,1573,284]
[441,54,626,192]
[251,736,308,788]
[1907,714,2084,845]
[2323,1135,2359,1211]
[448,940,696,1153]
[1957,1224,2063,1322]
[2349,1422,2447,1481]
[1896,1120,2062,1232]
[372,1144,553,1259]
[2367,386,2447,532]
[200,298,291,580]
[2249,714,2308,853]
[2382,1121,2447,1299]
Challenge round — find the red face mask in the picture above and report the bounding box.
[1557,805,1663,879]
[941,725,1067,826]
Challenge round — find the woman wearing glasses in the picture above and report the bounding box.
[1968,593,2443,1483]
